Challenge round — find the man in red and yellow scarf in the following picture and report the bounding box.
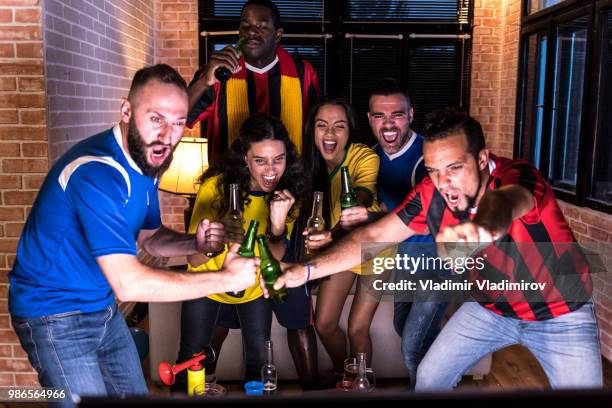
[187,0,320,163]
[184,0,320,391]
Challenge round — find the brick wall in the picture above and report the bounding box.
[43,0,155,161]
[559,202,612,361]
[154,0,200,232]
[470,0,520,158]
[0,0,46,387]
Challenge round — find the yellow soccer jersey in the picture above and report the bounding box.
[187,174,296,304]
[328,143,384,274]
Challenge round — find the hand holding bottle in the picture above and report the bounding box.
[222,243,259,293]
[222,183,245,244]
[302,229,332,253]
[201,37,246,87]
[339,206,369,231]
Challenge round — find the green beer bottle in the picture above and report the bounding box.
[340,166,358,209]
[256,235,287,304]
[227,219,259,297]
[214,36,248,82]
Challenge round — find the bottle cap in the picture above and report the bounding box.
[244,381,264,395]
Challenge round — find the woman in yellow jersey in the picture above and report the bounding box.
[299,96,383,384]
[173,114,305,389]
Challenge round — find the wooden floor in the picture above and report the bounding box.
[460,345,612,389]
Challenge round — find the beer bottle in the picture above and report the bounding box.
[305,191,326,257]
[224,183,243,244]
[256,235,287,304]
[261,340,278,392]
[340,166,358,209]
[214,36,247,82]
[227,220,259,297]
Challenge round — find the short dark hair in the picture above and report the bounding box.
[242,0,281,28]
[128,64,187,102]
[369,78,411,108]
[423,107,485,159]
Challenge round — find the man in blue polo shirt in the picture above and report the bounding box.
[9,64,258,404]
[368,79,448,389]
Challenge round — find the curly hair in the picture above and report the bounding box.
[199,113,305,219]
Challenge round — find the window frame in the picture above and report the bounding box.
[515,0,611,213]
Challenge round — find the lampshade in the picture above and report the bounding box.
[158,138,208,196]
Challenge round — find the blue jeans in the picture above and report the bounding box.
[11,304,147,407]
[394,300,448,389]
[175,296,272,390]
[416,301,603,390]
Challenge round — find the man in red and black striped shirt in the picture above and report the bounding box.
[274,108,602,389]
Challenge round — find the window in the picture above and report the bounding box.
[527,0,565,15]
[516,1,612,212]
[548,16,587,192]
[198,0,473,144]
[592,8,612,203]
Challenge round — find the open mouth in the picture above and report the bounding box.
[322,140,337,155]
[381,129,399,144]
[261,175,277,190]
[445,192,461,208]
[149,145,170,166]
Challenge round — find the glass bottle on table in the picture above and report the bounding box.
[352,352,371,392]
[340,166,358,209]
[305,191,325,257]
[261,340,278,392]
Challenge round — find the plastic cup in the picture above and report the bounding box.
[244,381,264,396]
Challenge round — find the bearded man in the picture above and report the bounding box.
[9,64,258,405]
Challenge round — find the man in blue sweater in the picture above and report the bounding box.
[9,64,258,405]
[368,78,449,389]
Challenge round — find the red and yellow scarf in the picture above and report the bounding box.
[225,46,303,153]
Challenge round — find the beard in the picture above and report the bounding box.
[450,193,478,221]
[450,174,483,221]
[127,118,174,178]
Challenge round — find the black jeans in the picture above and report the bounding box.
[174,296,273,389]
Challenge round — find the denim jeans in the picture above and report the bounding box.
[416,301,603,390]
[11,303,147,407]
[174,296,272,390]
[394,300,449,389]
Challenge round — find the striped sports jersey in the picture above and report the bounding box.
[395,154,592,320]
[187,46,320,163]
